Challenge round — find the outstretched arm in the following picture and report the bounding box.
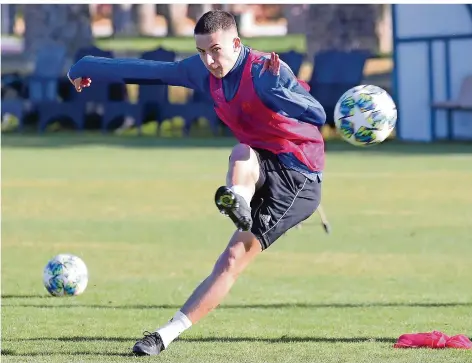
[67,54,207,92]
[253,52,326,127]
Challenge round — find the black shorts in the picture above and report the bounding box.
[250,149,322,250]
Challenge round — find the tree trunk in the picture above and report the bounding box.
[167,4,189,36]
[23,5,93,62]
[112,4,137,36]
[137,4,156,36]
[1,4,17,34]
[283,4,309,35]
[305,4,381,60]
[188,4,213,22]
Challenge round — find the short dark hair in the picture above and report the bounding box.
[194,10,237,35]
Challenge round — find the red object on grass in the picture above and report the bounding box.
[446,334,472,349]
[394,331,472,349]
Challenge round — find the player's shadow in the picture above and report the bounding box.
[3,335,398,344]
[1,335,398,358]
[1,294,51,299]
[187,336,399,344]
[0,349,134,357]
[2,301,472,309]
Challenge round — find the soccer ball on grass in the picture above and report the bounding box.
[334,85,397,146]
[43,254,88,296]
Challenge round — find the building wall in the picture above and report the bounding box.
[393,4,472,141]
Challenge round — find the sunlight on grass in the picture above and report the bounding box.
[2,135,471,362]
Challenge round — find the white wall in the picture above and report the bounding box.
[396,4,472,38]
[394,4,472,141]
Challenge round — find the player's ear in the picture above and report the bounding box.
[233,37,241,52]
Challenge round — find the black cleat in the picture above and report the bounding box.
[132,331,165,356]
[215,186,252,231]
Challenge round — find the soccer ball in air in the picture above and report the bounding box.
[43,254,88,296]
[334,85,397,146]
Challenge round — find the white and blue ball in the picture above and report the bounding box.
[334,85,397,146]
[43,254,88,296]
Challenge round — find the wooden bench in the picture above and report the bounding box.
[432,75,472,140]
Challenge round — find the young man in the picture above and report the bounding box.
[68,10,326,356]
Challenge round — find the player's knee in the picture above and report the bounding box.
[229,144,257,164]
[228,144,259,184]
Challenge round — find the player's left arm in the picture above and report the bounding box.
[253,52,326,127]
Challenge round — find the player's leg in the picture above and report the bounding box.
[132,144,263,356]
[145,150,321,353]
[132,230,262,356]
[215,143,262,231]
[180,230,261,322]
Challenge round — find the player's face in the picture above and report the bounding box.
[195,29,241,78]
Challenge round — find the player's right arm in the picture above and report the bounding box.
[67,54,207,92]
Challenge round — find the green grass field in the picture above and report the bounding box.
[2,135,472,363]
[2,33,391,56]
[96,35,308,54]
[1,34,308,54]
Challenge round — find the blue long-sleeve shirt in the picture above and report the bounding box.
[69,45,326,179]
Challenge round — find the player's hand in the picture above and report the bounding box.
[260,52,281,77]
[67,71,92,92]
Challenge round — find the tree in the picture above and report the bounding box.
[112,4,137,36]
[24,5,93,62]
[305,4,381,60]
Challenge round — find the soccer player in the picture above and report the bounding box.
[68,10,326,356]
